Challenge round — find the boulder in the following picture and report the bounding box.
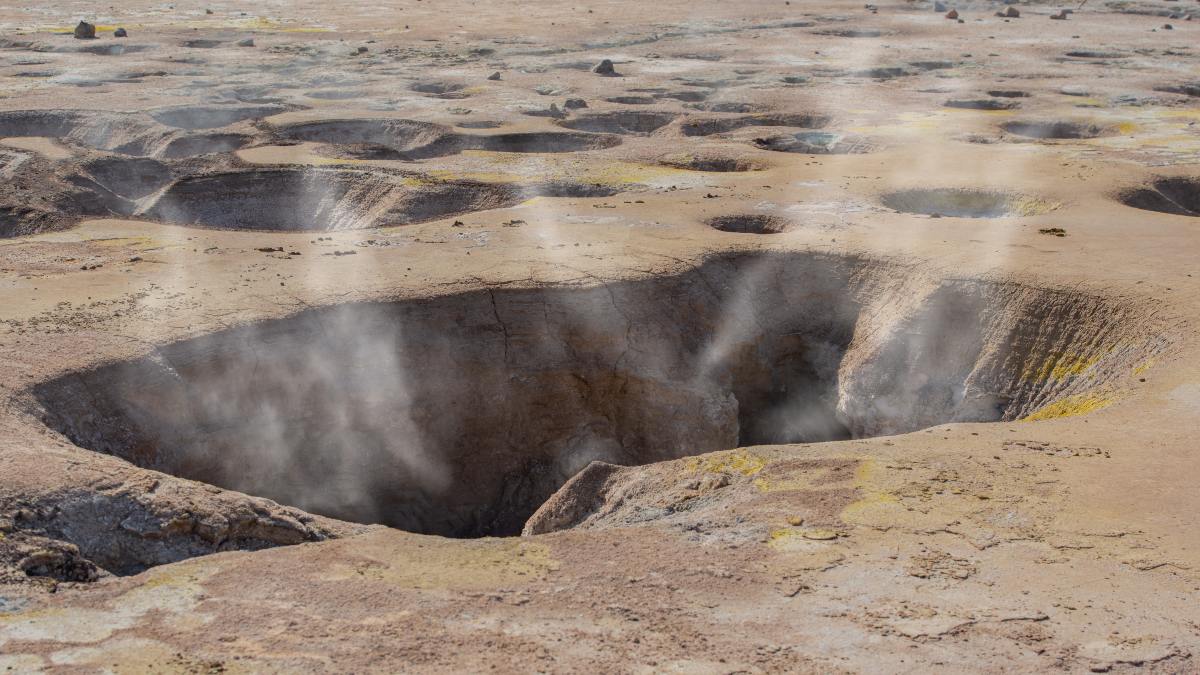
[592,59,618,76]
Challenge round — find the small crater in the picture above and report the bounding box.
[305,90,367,101]
[79,157,172,200]
[140,167,522,231]
[1064,50,1126,59]
[605,96,656,105]
[473,132,622,153]
[882,188,1057,218]
[753,132,872,155]
[456,120,505,129]
[681,113,830,137]
[1000,120,1118,140]
[182,39,224,49]
[276,118,455,159]
[987,90,1030,98]
[654,90,708,103]
[410,81,468,99]
[1117,177,1200,217]
[815,28,884,38]
[1153,82,1200,98]
[556,111,679,135]
[160,133,251,158]
[706,214,790,234]
[278,119,619,158]
[944,99,1020,111]
[660,154,765,172]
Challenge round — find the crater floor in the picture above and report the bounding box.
[0,0,1198,672]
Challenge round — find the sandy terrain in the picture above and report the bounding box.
[0,0,1198,671]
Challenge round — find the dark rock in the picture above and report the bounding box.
[237,38,255,47]
[74,21,96,39]
[945,9,959,19]
[592,59,618,76]
[113,27,128,38]
[487,71,501,80]
[563,98,588,109]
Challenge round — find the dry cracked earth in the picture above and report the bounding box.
[0,0,1198,672]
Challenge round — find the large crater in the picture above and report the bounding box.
[34,252,1160,539]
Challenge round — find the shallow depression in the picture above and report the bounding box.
[882,188,1056,218]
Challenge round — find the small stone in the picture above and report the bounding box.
[1050,10,1068,19]
[592,58,617,76]
[934,1,947,11]
[786,516,805,526]
[74,21,96,39]
[563,98,588,109]
[945,9,959,19]
[487,71,501,80]
[1163,23,1174,29]
[357,45,369,53]
[205,8,214,14]
[113,27,128,37]
[236,38,254,47]
[1004,6,1020,17]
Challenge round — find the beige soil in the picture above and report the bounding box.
[0,0,1199,672]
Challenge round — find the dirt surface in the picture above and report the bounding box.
[0,0,1198,671]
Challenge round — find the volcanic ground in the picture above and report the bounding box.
[0,0,1199,672]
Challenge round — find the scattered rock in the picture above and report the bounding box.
[1039,227,1067,237]
[18,544,99,583]
[1050,10,1068,20]
[487,71,501,81]
[592,58,618,76]
[237,38,255,47]
[73,21,96,39]
[1000,6,1020,18]
[1162,23,1173,29]
[563,98,588,109]
[945,9,959,19]
[113,27,128,38]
